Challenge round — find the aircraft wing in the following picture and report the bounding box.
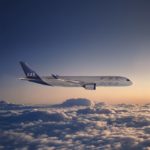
[51,74,96,90]
[51,74,82,83]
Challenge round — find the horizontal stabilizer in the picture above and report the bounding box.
[51,74,59,79]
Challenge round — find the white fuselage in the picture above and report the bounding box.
[42,76,132,87]
[19,61,133,90]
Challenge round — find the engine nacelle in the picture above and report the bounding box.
[83,83,96,90]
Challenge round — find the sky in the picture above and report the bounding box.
[0,0,150,104]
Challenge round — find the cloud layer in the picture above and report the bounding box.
[0,99,150,150]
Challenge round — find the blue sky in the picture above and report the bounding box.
[1,0,150,104]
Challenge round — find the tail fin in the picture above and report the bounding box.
[20,61,41,80]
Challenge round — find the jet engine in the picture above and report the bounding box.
[83,83,96,90]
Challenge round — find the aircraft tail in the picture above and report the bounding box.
[20,61,41,80]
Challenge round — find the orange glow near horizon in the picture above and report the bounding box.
[1,78,150,105]
[1,50,150,105]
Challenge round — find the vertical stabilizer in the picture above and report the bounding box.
[19,61,41,80]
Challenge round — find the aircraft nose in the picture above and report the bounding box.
[129,81,133,85]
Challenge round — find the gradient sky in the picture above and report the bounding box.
[1,0,150,104]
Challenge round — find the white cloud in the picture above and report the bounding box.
[1,99,150,149]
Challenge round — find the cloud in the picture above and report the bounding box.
[60,98,95,107]
[1,99,150,149]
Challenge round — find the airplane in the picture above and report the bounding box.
[19,61,132,90]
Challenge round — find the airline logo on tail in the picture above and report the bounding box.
[27,73,36,77]
[20,61,41,80]
[20,61,50,86]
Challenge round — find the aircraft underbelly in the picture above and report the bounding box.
[96,81,126,86]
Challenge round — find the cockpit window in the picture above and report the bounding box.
[126,79,130,81]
